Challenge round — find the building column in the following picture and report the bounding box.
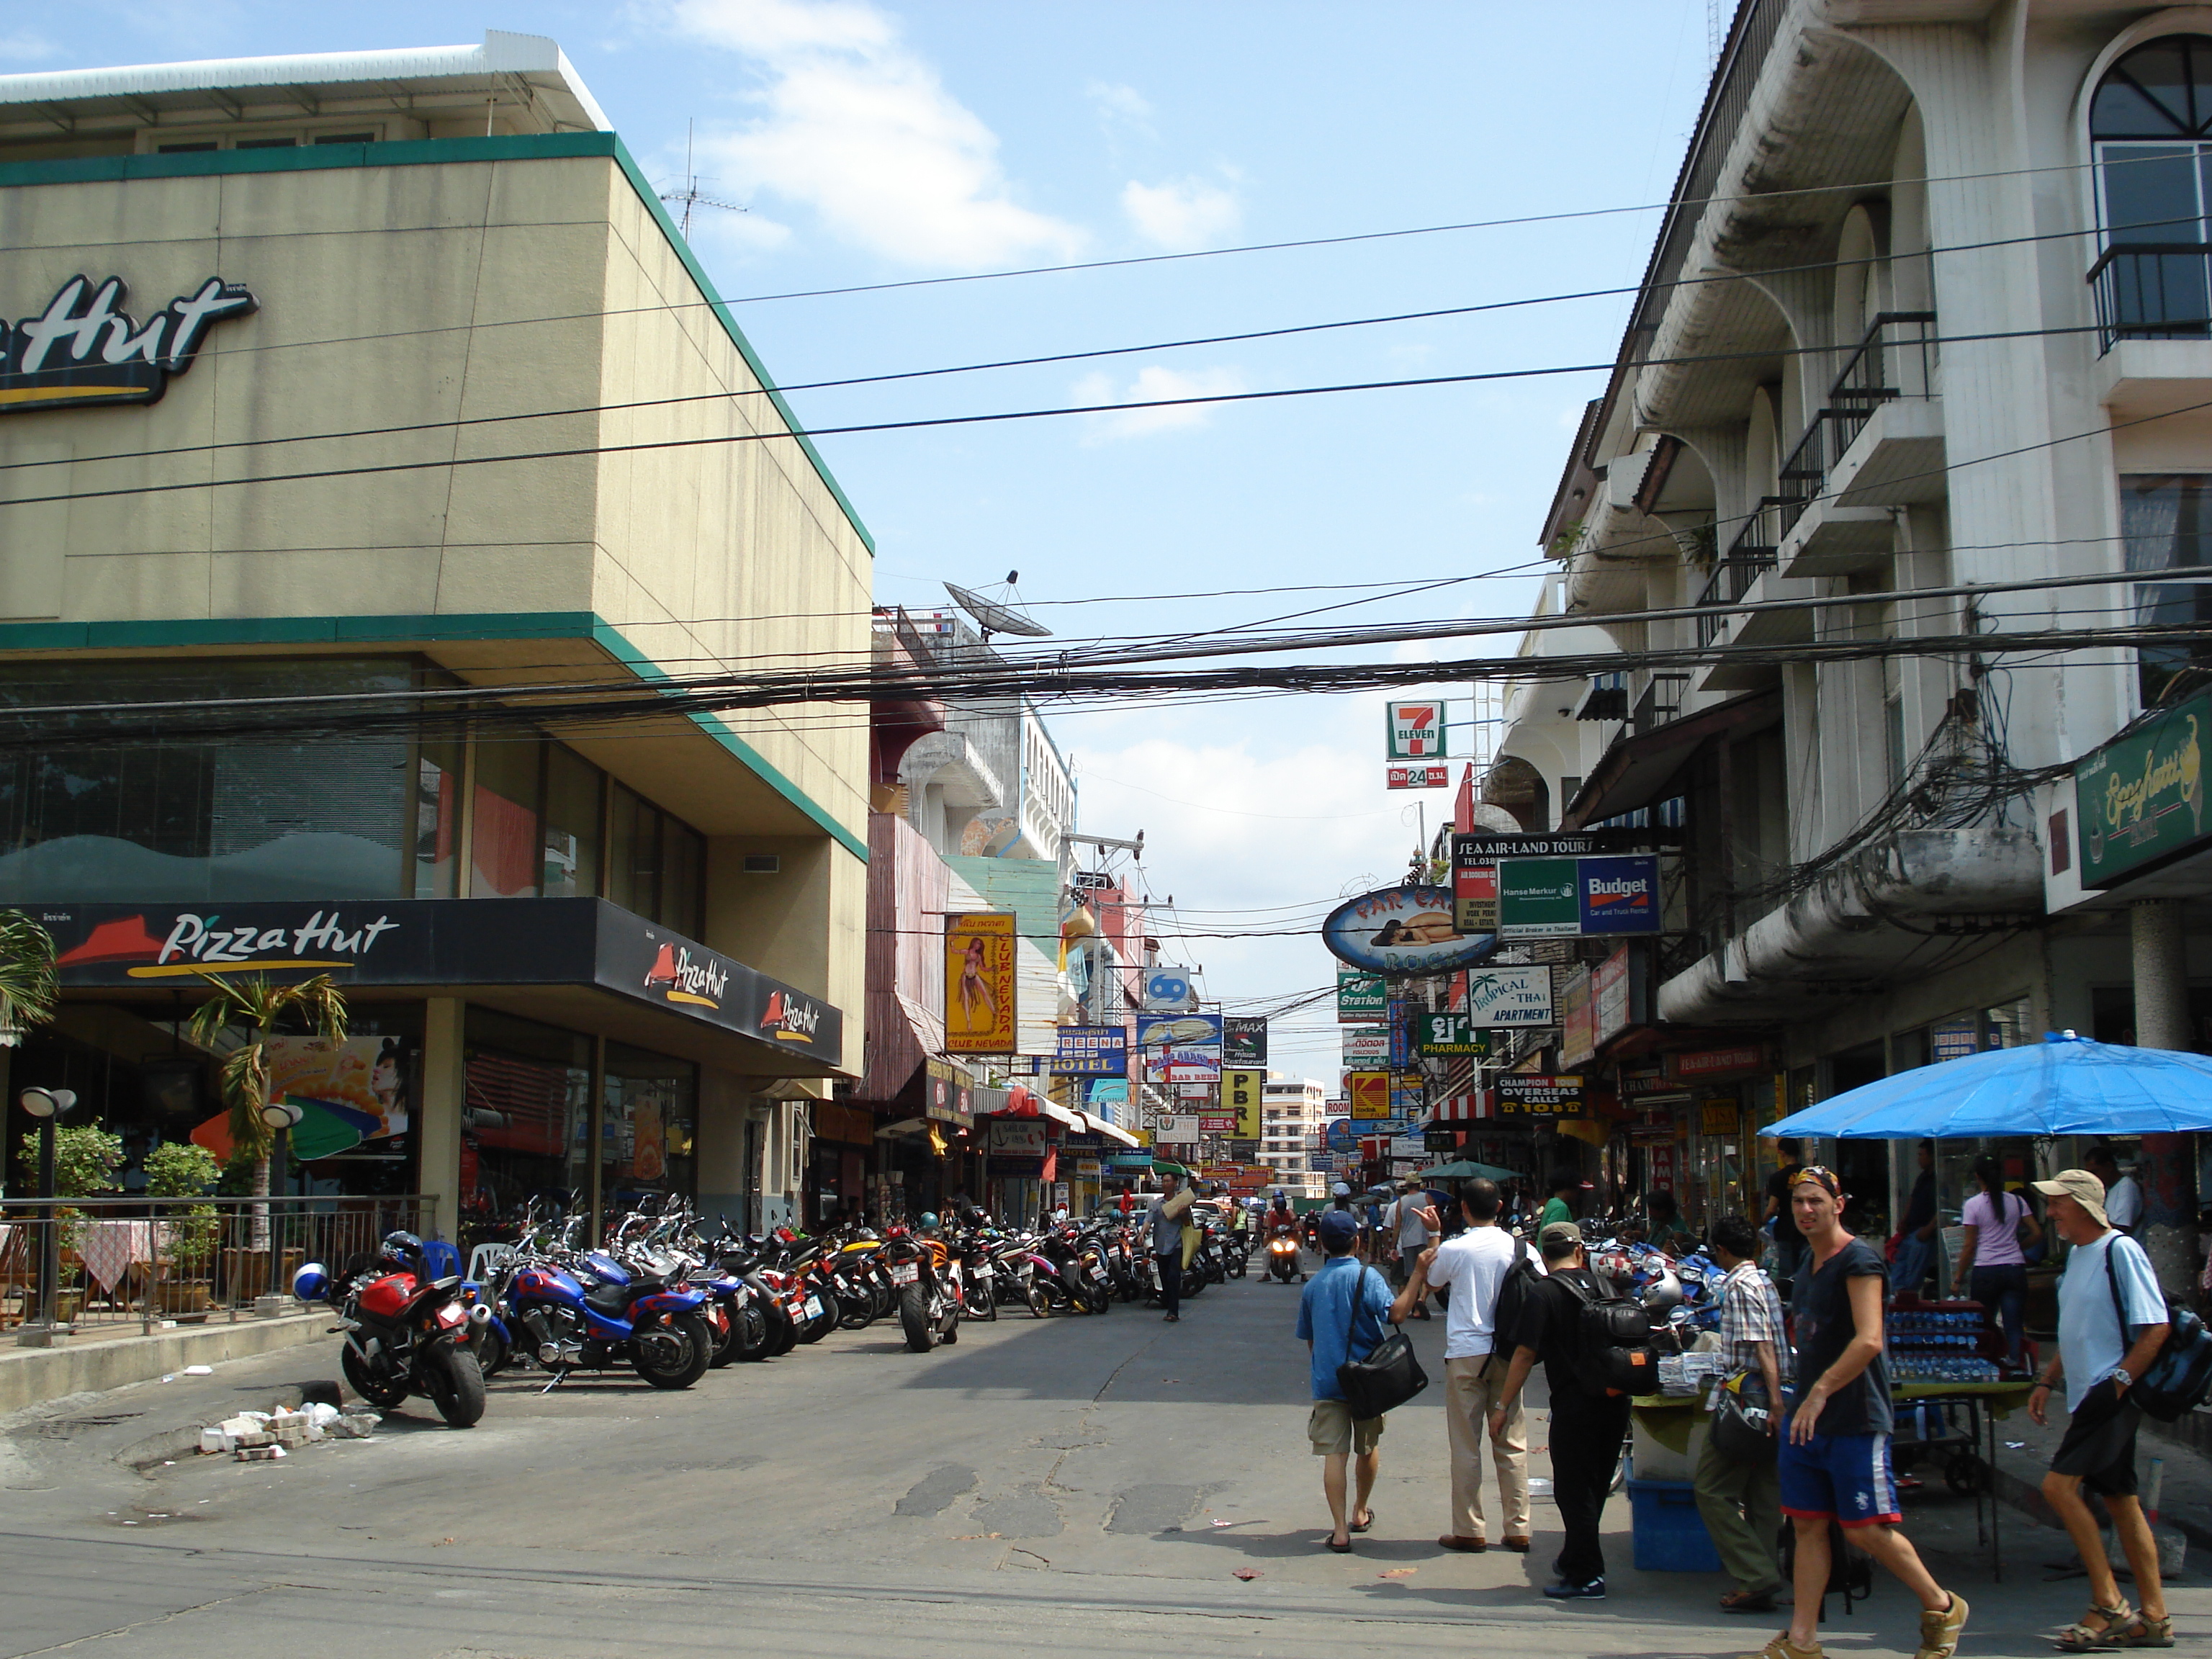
[2128,900,2198,1291]
[418,997,465,1241]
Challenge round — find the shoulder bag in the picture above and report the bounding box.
[1336,1266,1429,1418]
[2104,1238,2212,1421]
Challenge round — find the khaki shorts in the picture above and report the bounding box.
[1308,1398,1385,1457]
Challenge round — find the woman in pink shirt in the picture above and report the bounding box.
[1953,1156,2041,1364]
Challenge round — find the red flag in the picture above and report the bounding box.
[1454,763,1475,832]
[1041,1146,1058,1183]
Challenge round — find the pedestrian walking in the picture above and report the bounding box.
[1488,1220,1626,1599]
[1954,1156,2041,1366]
[1148,1172,1195,1323]
[1696,1213,1789,1614]
[2027,1167,2172,1650]
[1748,1165,1966,1659]
[1399,1178,1534,1554]
[1388,1179,1434,1312]
[1890,1141,1940,1300]
[1763,1138,1808,1290]
[1296,1208,1408,1551]
[1538,1174,1578,1232]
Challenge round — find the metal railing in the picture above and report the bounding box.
[1633,673,1691,735]
[1773,312,1940,541]
[1695,503,1786,647]
[0,1195,436,1334]
[2087,243,2212,352]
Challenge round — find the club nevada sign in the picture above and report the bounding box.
[3,274,257,414]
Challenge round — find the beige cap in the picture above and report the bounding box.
[1538,1219,1584,1250]
[2031,1168,2108,1226]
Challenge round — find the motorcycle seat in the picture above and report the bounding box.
[583,1285,635,1318]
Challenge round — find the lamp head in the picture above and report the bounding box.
[19,1087,76,1120]
[260,1099,305,1131]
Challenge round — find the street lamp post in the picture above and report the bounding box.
[258,1099,303,1305]
[19,1087,77,1327]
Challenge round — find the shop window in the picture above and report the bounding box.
[664,817,704,935]
[542,744,602,899]
[469,738,543,899]
[0,658,426,904]
[2119,474,2212,703]
[601,1041,697,1215]
[2090,36,2212,343]
[461,1007,592,1234]
[412,737,462,899]
[607,783,662,922]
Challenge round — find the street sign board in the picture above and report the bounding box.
[1463,966,1555,1025]
[1341,1025,1389,1065]
[1143,968,1199,1011]
[1347,1071,1390,1120]
[1221,1069,1264,1138]
[1578,854,1661,935]
[1496,1074,1585,1115]
[1387,764,1449,789]
[1336,969,1388,1023]
[2076,688,2212,886]
[1452,858,1498,933]
[1051,1025,1128,1075]
[944,912,1017,1053]
[1325,1118,1357,1153]
[1224,1016,1268,1065]
[1387,699,1447,760]
[1324,884,1494,974]
[1497,858,1581,937]
[1416,1011,1491,1057]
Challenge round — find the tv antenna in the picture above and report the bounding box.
[660,121,748,239]
[944,570,1053,642]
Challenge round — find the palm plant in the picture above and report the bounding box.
[187,974,348,1249]
[0,908,58,1049]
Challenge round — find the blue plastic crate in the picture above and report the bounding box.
[1626,1476,1722,1573]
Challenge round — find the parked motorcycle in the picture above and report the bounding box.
[884,1221,963,1351]
[500,1248,716,1390]
[296,1233,488,1428]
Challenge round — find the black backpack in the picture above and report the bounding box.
[2105,1241,2212,1421]
[1555,1269,1658,1398]
[1491,1234,1543,1351]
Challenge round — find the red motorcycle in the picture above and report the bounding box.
[295,1231,489,1428]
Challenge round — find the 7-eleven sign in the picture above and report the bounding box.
[1387,700,1447,760]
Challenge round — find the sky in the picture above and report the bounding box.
[13,1,1717,1086]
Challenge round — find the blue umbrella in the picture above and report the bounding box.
[1765,1033,2212,1140]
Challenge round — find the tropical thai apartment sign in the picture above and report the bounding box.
[2075,688,2211,886]
[4,275,257,413]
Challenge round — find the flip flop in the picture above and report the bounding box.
[1349,1511,1375,1534]
[1326,1536,1353,1553]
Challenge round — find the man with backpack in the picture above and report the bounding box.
[1485,1220,1635,1599]
[1397,1177,1538,1553]
[1751,1165,1966,1659]
[2026,1168,2172,1651]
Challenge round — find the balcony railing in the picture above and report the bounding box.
[2088,243,2212,353]
[1773,312,1938,540]
[1633,672,1691,735]
[1695,502,1784,647]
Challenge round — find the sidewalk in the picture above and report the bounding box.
[0,1312,329,1413]
[1990,1402,2212,1555]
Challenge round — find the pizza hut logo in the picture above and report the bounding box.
[56,909,396,978]
[760,989,822,1044]
[643,942,729,1011]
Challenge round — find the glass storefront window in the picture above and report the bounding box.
[543,744,602,899]
[602,1041,696,1215]
[0,657,429,903]
[607,784,662,922]
[413,737,462,899]
[665,817,704,935]
[470,738,542,899]
[461,1007,592,1233]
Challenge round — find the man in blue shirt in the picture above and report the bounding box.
[2028,1169,2172,1650]
[1296,1208,1405,1552]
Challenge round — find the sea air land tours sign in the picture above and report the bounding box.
[42,899,841,1064]
[1323,885,1496,976]
[2076,689,2212,886]
[2,274,256,413]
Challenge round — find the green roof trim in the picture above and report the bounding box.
[0,609,867,862]
[0,132,876,557]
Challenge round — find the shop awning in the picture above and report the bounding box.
[1562,689,1780,830]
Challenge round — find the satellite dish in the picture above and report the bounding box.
[945,580,1053,639]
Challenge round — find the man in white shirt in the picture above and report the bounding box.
[2088,1145,2144,1233]
[1394,1178,1535,1552]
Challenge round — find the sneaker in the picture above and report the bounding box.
[1542,1578,1604,1600]
[1915,1592,1968,1659]
[1738,1639,1824,1659]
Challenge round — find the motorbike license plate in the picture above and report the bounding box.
[889,1263,919,1285]
[804,1295,824,1320]
[1089,1264,1110,1284]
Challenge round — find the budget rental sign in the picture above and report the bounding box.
[1577,855,1660,935]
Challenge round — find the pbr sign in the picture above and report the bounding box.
[1221,1069,1264,1138]
[1386,700,1447,760]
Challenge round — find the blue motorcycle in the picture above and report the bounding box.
[501,1249,714,1390]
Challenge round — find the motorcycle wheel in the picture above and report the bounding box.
[423,1344,487,1428]
[634,1312,713,1390]
[734,1300,772,1361]
[763,1301,799,1357]
[341,1343,409,1410]
[837,1293,875,1331]
[940,1303,960,1344]
[975,1282,998,1321]
[1026,1281,1052,1318]
[706,1308,738,1369]
[475,1323,511,1379]
[1182,1271,1206,1300]
[898,1284,937,1352]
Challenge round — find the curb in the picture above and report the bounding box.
[111,1383,318,1472]
[1991,1452,2212,1561]
[0,1313,333,1415]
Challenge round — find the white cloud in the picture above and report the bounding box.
[0,31,58,61]
[1120,174,1242,251]
[650,0,1084,269]
[1071,364,1247,442]
[1087,79,1156,141]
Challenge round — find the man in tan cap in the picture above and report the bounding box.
[2028,1168,2172,1650]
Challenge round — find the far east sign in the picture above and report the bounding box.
[2076,689,2211,886]
[1386,701,1448,760]
[1323,884,1496,976]
[3,274,257,413]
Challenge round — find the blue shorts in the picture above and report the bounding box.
[1779,1426,1900,1528]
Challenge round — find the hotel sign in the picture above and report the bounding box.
[4,274,256,413]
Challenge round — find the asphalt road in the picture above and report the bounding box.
[1,1254,2201,1657]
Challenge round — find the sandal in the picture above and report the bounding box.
[2110,1611,2174,1649]
[2055,1600,2134,1653]
[1325,1536,1353,1553]
[1737,1636,1822,1659]
[1349,1510,1374,1534]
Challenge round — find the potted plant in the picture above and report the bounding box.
[143,1141,221,1316]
